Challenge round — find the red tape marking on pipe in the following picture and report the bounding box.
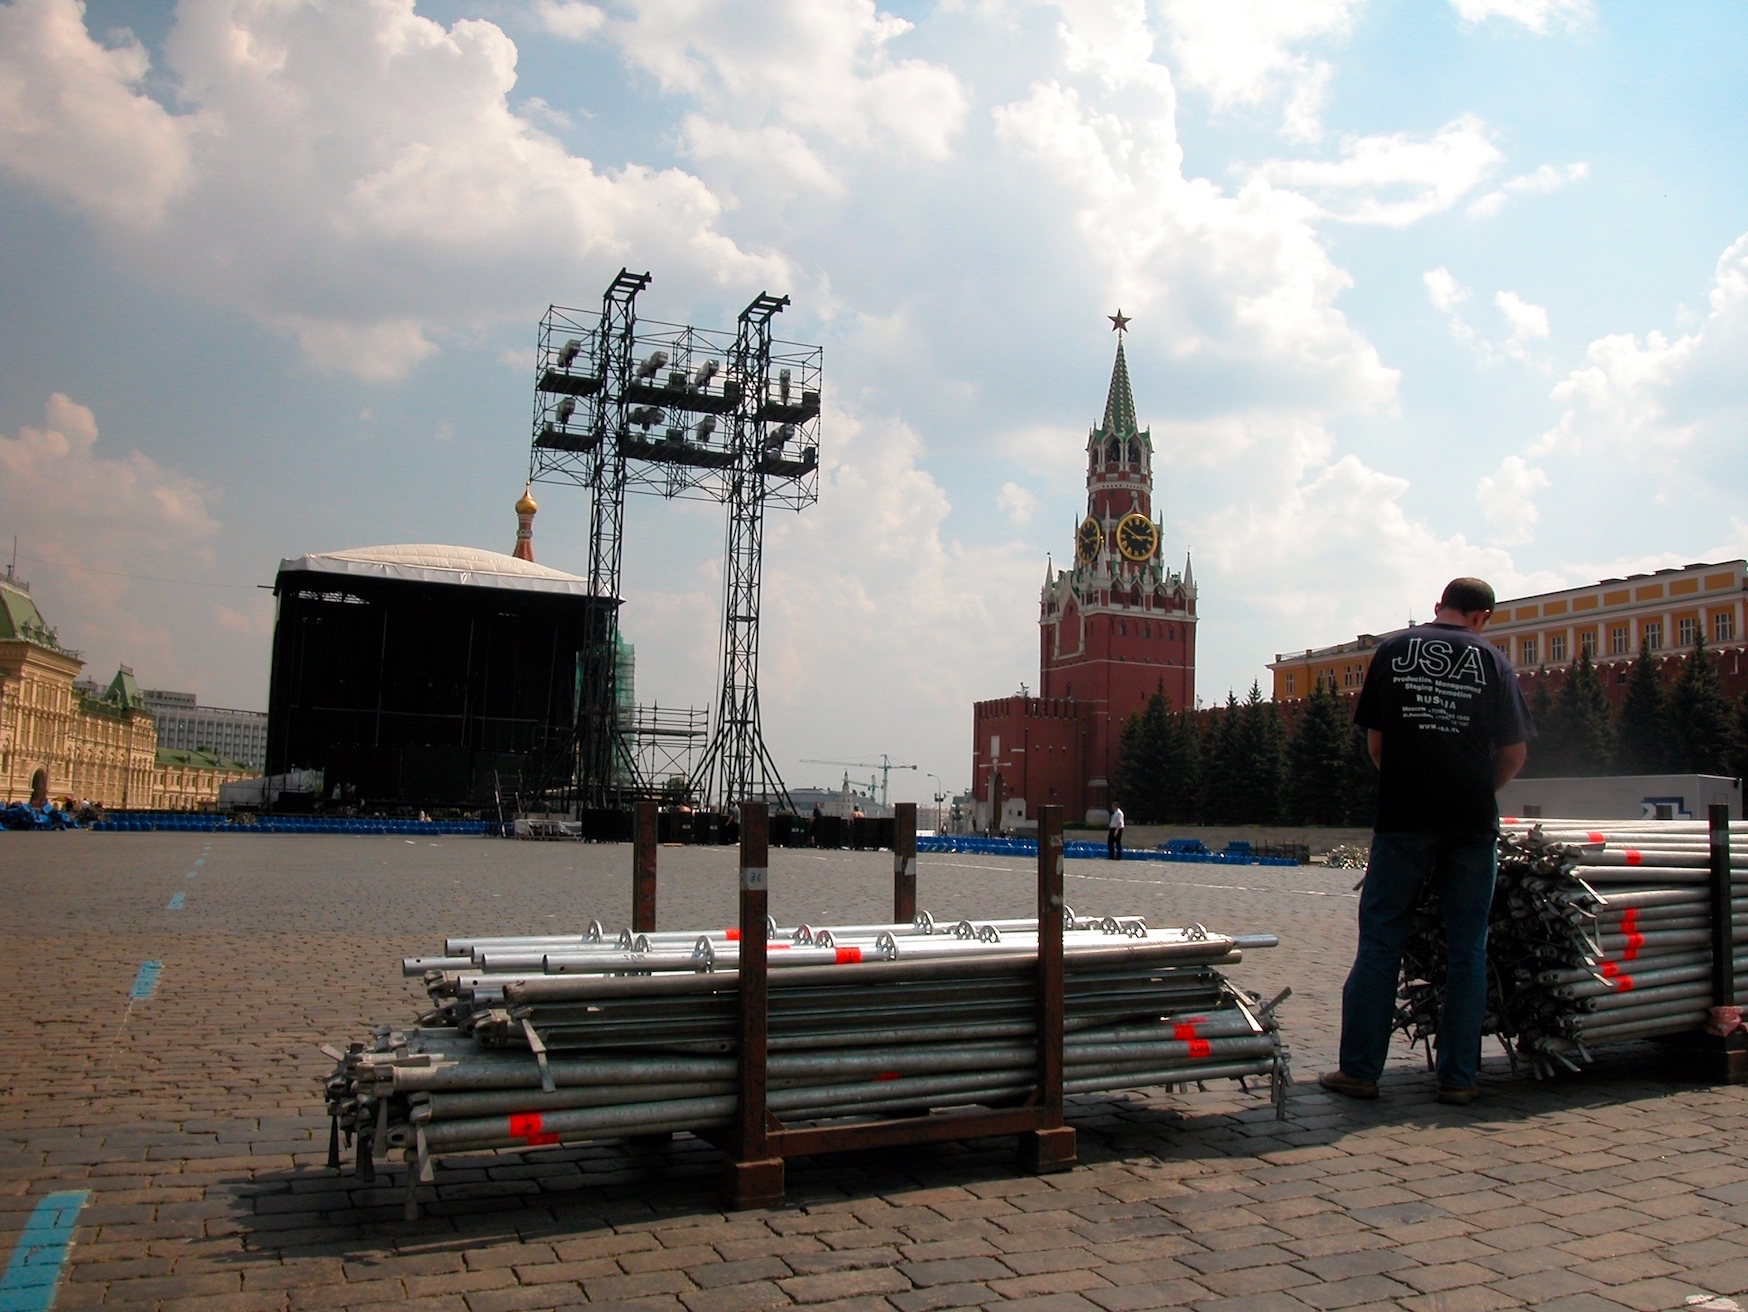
[835,947,862,964]
[1186,1039,1211,1059]
[875,1072,899,1081]
[1171,1021,1202,1040]
[1614,974,1634,992]
[1601,961,1621,978]
[1625,849,1642,866]
[1589,831,1605,843]
[725,929,740,941]
[508,1112,559,1146]
[1622,908,1638,932]
[1623,932,1643,960]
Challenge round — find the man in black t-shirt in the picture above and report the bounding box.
[1319,578,1531,1106]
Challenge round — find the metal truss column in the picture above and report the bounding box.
[691,293,794,813]
[577,269,650,809]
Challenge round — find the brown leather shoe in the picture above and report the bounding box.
[1437,1085,1479,1106]
[1318,1069,1379,1100]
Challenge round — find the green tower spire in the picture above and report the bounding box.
[1101,339,1137,437]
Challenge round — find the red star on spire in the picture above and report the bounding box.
[1109,310,1131,333]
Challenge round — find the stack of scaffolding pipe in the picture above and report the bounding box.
[1392,819,1746,1077]
[327,909,1288,1174]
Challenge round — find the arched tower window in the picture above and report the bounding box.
[1106,437,1122,465]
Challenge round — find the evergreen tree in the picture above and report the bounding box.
[1519,678,1559,777]
[1665,635,1739,774]
[1550,648,1614,776]
[1113,690,1171,822]
[1199,693,1242,824]
[1284,682,1350,824]
[1733,695,1748,785]
[1616,640,1670,773]
[1343,725,1379,827]
[1159,708,1203,824]
[1232,682,1285,823]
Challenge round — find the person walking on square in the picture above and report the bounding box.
[1320,578,1531,1106]
[1107,805,1125,861]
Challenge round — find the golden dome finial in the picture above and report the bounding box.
[515,484,538,515]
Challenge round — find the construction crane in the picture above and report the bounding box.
[799,755,919,811]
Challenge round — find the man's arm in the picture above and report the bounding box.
[1367,729,1382,769]
[1494,741,1527,791]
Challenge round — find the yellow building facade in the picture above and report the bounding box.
[1,577,249,810]
[1269,560,1748,703]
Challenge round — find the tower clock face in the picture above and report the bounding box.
[1116,512,1159,562]
[1076,516,1103,563]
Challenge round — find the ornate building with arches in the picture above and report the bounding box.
[971,331,1197,828]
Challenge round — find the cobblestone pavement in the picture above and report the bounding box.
[4,833,1748,1312]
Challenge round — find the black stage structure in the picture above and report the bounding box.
[265,546,609,810]
[529,271,820,812]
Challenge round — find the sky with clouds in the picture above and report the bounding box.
[2,0,1745,803]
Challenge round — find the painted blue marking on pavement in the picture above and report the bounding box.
[128,962,161,1000]
[193,858,203,867]
[166,892,185,911]
[0,1190,89,1312]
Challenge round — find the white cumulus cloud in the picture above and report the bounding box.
[1155,0,1363,140]
[1476,455,1550,545]
[993,77,1395,413]
[533,0,605,40]
[598,0,967,196]
[1424,266,1470,314]
[1495,289,1550,358]
[1469,161,1588,217]
[1449,0,1590,34]
[1255,115,1503,226]
[0,0,784,379]
[0,394,221,683]
[1535,231,1748,463]
[0,0,199,226]
[997,482,1039,525]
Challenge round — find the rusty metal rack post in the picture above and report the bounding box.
[1021,807,1076,1172]
[729,802,783,1206]
[1706,805,1748,1080]
[894,802,917,924]
[722,804,1075,1209]
[633,801,658,933]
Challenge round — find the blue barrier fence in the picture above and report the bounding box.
[91,813,504,836]
[917,834,1298,866]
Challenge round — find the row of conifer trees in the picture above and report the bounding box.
[1111,638,1748,828]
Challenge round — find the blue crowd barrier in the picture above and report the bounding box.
[916,834,1297,867]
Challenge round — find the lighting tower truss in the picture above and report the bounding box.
[527,270,821,811]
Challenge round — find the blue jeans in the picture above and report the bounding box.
[1339,830,1498,1090]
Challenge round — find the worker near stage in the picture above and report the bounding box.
[1107,804,1125,861]
[1320,577,1531,1107]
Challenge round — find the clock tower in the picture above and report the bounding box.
[971,322,1197,828]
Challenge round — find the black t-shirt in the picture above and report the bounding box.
[1353,622,1533,833]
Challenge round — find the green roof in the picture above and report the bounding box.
[155,747,251,772]
[0,578,66,650]
[108,666,146,710]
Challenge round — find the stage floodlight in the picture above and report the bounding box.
[692,360,718,388]
[778,368,792,404]
[556,397,576,425]
[695,415,716,442]
[557,338,582,368]
[636,350,670,380]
